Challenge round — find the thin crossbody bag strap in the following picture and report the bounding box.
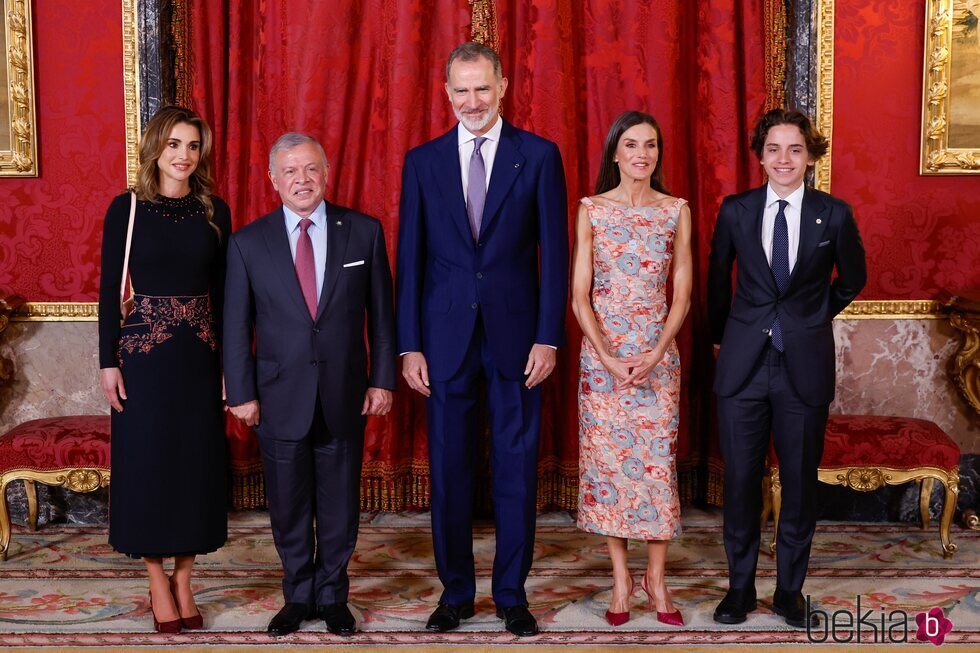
[119,190,136,315]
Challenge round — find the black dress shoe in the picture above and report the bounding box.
[496,605,539,637]
[268,602,313,636]
[425,601,475,632]
[319,602,356,636]
[772,588,817,629]
[713,587,757,625]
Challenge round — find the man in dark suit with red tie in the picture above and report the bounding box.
[224,133,396,636]
[708,109,866,628]
[396,43,568,637]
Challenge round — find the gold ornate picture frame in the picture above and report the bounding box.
[921,0,980,174]
[0,0,37,176]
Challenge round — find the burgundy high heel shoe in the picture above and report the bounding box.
[149,590,182,633]
[640,575,683,626]
[604,577,633,626]
[169,576,204,630]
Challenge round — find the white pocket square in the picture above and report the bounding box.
[817,240,831,247]
[342,260,365,268]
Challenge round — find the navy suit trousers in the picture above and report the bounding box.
[426,319,541,608]
[716,343,828,593]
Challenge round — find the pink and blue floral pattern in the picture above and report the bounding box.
[577,197,684,540]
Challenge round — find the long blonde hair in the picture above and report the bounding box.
[135,106,219,235]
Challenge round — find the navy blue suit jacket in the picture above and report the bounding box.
[707,185,866,406]
[223,201,396,440]
[396,121,569,380]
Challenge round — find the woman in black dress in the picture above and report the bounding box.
[98,106,230,633]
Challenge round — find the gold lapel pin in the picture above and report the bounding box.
[336,221,342,225]
[514,163,520,168]
[816,218,822,224]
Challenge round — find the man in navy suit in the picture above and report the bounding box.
[396,42,568,637]
[224,133,396,637]
[708,109,866,628]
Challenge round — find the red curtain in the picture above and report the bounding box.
[186,0,767,510]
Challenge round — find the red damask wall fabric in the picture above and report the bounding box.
[0,2,126,299]
[833,1,980,297]
[187,0,766,509]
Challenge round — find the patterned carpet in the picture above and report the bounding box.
[0,508,978,649]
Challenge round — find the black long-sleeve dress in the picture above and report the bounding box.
[98,191,230,557]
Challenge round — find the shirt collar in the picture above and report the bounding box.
[765,182,805,212]
[283,201,327,233]
[457,115,504,147]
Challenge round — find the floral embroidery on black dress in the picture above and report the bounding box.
[118,294,216,361]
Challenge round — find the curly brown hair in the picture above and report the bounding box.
[750,108,829,161]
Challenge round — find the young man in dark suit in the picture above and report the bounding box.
[708,109,866,628]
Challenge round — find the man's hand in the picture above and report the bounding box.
[524,344,556,388]
[362,388,394,416]
[713,344,721,360]
[99,367,127,412]
[229,400,260,427]
[402,352,431,397]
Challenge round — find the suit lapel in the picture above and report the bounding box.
[788,187,829,289]
[480,121,525,238]
[316,201,351,321]
[737,187,778,295]
[262,209,312,320]
[434,128,473,246]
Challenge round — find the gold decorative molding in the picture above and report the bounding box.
[920,0,980,174]
[948,309,980,416]
[11,302,98,321]
[122,0,140,187]
[469,0,499,51]
[812,0,834,192]
[764,0,787,111]
[0,0,37,176]
[837,300,945,319]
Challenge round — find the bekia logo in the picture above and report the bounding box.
[806,595,954,645]
[916,607,954,646]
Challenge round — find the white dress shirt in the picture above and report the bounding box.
[283,201,328,300]
[761,182,805,273]
[458,116,503,195]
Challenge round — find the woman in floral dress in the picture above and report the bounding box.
[571,111,693,626]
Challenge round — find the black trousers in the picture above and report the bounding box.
[258,396,364,607]
[716,343,828,593]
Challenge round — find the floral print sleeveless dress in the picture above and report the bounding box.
[577,196,683,540]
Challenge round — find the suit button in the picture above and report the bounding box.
[311,360,318,366]
[313,328,320,334]
[471,302,478,309]
[476,272,483,279]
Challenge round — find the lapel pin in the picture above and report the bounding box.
[336,220,342,226]
[514,163,520,168]
[816,218,822,224]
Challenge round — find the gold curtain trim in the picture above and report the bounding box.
[469,0,499,50]
[172,0,191,108]
[764,0,788,110]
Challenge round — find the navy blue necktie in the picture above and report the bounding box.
[770,199,790,352]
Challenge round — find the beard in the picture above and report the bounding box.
[454,104,497,133]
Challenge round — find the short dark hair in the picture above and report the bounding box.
[750,108,829,160]
[594,111,669,195]
[446,42,503,83]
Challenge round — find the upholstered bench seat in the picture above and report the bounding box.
[0,416,110,560]
[769,414,961,558]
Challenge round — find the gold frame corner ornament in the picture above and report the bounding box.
[813,0,834,192]
[0,0,38,177]
[122,0,140,187]
[920,0,980,174]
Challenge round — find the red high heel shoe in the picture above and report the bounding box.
[169,576,204,630]
[604,577,633,626]
[640,575,683,626]
[149,590,182,633]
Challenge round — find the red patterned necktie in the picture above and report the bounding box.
[295,218,317,318]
